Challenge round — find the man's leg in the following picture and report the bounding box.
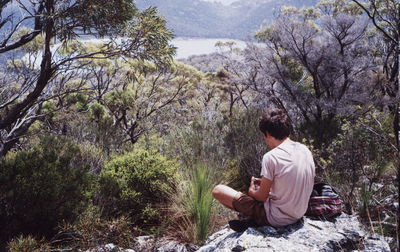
[212,184,242,210]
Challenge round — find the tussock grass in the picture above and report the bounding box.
[172,162,217,243]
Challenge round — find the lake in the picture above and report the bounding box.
[171,37,248,59]
[20,37,249,66]
[72,36,248,59]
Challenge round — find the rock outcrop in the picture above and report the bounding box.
[133,236,198,252]
[86,236,198,252]
[198,214,391,252]
[85,214,391,251]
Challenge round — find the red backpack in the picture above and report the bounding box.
[305,183,342,218]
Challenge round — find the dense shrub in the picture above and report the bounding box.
[168,111,227,170]
[325,111,396,202]
[166,109,266,242]
[319,111,397,236]
[56,206,136,250]
[222,109,266,190]
[167,109,266,192]
[298,117,342,148]
[7,234,49,252]
[98,148,178,226]
[0,136,94,243]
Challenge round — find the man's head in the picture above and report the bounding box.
[259,109,290,140]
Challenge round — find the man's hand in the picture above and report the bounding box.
[249,177,261,191]
[248,176,272,202]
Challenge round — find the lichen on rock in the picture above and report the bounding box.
[198,214,391,252]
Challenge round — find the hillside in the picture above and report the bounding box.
[136,0,319,39]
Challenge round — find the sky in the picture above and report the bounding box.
[202,0,239,5]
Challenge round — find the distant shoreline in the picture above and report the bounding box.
[171,37,247,59]
[17,36,249,65]
[66,36,249,59]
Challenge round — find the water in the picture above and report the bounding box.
[66,36,248,59]
[171,37,247,59]
[20,37,248,66]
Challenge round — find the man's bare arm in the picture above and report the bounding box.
[248,176,272,202]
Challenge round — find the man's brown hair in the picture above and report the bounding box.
[259,109,290,140]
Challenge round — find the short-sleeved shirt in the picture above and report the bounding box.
[261,138,315,227]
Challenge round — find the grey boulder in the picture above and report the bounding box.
[198,214,391,252]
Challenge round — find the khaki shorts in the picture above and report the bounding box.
[232,193,270,226]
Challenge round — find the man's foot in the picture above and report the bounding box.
[228,219,259,232]
[237,213,248,220]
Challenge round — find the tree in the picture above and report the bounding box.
[0,0,175,157]
[351,0,400,244]
[31,54,202,153]
[225,1,379,146]
[102,60,197,145]
[214,41,253,116]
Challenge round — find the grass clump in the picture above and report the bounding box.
[174,162,216,243]
[55,206,136,250]
[7,235,49,252]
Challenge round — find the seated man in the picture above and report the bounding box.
[212,109,315,230]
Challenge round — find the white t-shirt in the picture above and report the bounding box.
[261,138,315,227]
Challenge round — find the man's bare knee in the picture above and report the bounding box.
[212,184,224,199]
[212,184,240,210]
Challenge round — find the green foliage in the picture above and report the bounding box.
[67,93,89,111]
[320,110,396,218]
[57,206,136,250]
[317,0,363,16]
[78,142,106,175]
[168,109,265,191]
[224,158,248,191]
[56,0,137,40]
[98,148,178,226]
[0,136,94,241]
[173,162,216,243]
[299,116,342,148]
[105,90,134,112]
[0,0,178,159]
[166,109,268,242]
[12,27,47,53]
[90,103,106,121]
[42,101,56,119]
[222,109,266,190]
[330,111,394,176]
[100,59,197,145]
[191,163,215,241]
[7,234,49,252]
[167,113,226,172]
[58,40,85,55]
[360,183,373,216]
[6,58,24,71]
[118,7,176,64]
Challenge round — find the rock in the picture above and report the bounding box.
[84,237,197,252]
[198,214,391,252]
[84,235,198,252]
[133,235,154,251]
[133,236,199,252]
[85,243,135,252]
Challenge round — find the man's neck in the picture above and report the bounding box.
[269,137,289,149]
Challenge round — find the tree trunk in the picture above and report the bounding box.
[397,37,400,250]
[0,1,54,157]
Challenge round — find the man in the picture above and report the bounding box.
[212,109,315,230]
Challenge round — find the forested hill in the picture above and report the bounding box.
[136,0,319,39]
